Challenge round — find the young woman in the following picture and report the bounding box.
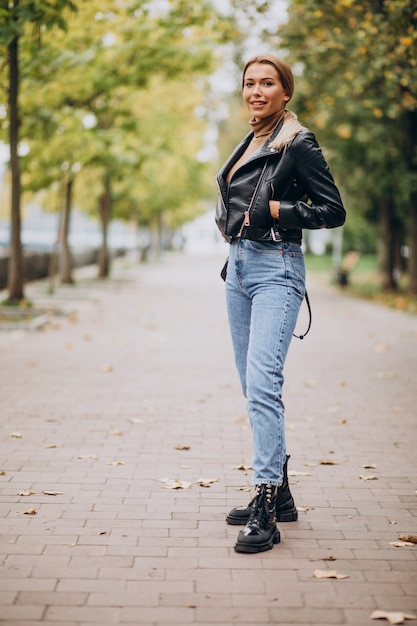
[216,54,345,553]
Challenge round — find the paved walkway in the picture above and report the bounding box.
[0,250,416,626]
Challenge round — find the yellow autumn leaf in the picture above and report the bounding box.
[313,569,349,579]
[371,610,417,624]
[157,478,192,490]
[398,535,417,544]
[195,478,219,488]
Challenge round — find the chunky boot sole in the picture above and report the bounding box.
[234,526,281,554]
[226,500,298,525]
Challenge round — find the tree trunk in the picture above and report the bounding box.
[97,177,111,278]
[7,7,25,303]
[404,110,417,295]
[60,178,74,284]
[378,197,398,291]
[409,193,417,295]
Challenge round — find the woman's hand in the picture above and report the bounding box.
[269,200,280,220]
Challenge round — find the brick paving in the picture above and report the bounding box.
[0,250,416,626]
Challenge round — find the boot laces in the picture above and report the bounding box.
[247,485,275,529]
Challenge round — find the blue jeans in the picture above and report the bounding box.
[225,238,306,486]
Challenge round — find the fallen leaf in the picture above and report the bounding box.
[232,464,253,471]
[23,508,37,515]
[234,486,252,492]
[18,490,36,496]
[288,470,312,477]
[313,569,349,579]
[107,460,125,466]
[297,506,310,513]
[389,541,415,548]
[44,444,57,449]
[99,530,107,535]
[100,364,113,372]
[337,419,347,425]
[359,475,378,481]
[42,490,64,496]
[233,416,249,424]
[175,444,191,450]
[157,478,192,490]
[375,343,390,353]
[108,429,123,436]
[78,455,99,461]
[361,464,378,469]
[370,610,417,624]
[0,470,6,476]
[195,478,219,488]
[319,460,337,465]
[10,432,22,439]
[186,604,197,609]
[377,371,397,379]
[304,380,318,388]
[398,535,417,544]
[390,520,398,525]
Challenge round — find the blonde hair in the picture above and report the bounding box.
[243,55,302,152]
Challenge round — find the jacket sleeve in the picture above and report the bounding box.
[278,131,346,230]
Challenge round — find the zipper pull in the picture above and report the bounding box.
[243,210,250,226]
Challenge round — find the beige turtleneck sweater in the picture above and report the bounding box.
[226,109,285,184]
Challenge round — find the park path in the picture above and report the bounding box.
[0,249,416,626]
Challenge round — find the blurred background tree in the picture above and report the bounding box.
[265,0,417,293]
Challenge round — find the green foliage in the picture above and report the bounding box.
[268,0,417,278]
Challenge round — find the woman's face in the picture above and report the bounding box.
[243,62,289,119]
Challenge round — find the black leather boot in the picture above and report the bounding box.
[226,455,298,525]
[234,484,280,553]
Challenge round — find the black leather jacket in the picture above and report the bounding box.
[216,123,345,243]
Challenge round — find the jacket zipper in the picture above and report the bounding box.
[237,160,269,236]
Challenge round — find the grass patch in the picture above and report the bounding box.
[305,253,417,315]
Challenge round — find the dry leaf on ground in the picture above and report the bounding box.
[10,432,22,438]
[0,471,6,476]
[42,490,64,496]
[297,507,310,513]
[232,464,253,471]
[100,364,113,372]
[44,444,57,449]
[78,455,99,461]
[389,541,416,548]
[18,490,36,496]
[175,444,191,450]
[234,486,252,492]
[108,429,123,436]
[288,470,312,477]
[313,569,349,579]
[23,508,37,515]
[359,475,378,481]
[398,535,417,544]
[107,460,125,466]
[195,478,219,488]
[370,610,417,624]
[362,463,378,469]
[157,478,192,490]
[319,460,337,465]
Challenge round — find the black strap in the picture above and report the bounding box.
[293,290,312,340]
